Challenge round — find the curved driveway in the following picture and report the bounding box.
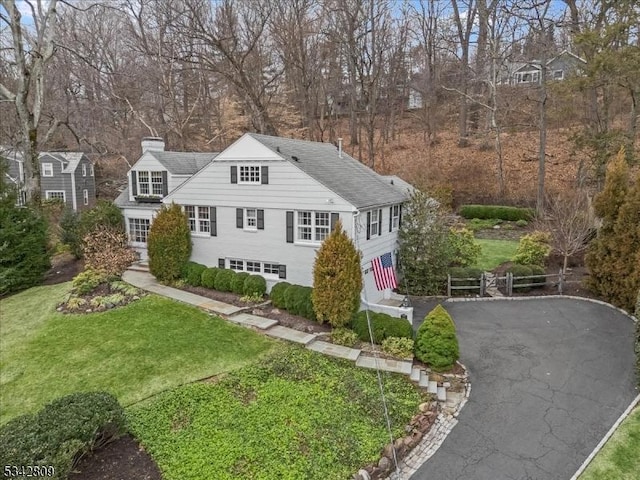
[411,298,637,480]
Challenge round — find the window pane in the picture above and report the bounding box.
[229,260,244,271]
[246,208,257,228]
[263,263,279,274]
[246,261,261,272]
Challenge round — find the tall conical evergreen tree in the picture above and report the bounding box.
[148,203,192,282]
[586,148,630,298]
[312,219,362,327]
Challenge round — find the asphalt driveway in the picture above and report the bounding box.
[411,298,637,480]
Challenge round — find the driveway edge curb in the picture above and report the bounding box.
[569,393,640,480]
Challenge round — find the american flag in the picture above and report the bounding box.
[372,252,398,291]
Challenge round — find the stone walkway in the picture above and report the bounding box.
[121,268,468,479]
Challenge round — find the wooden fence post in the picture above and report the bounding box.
[480,273,485,297]
[447,274,451,297]
[507,272,513,296]
[558,268,563,295]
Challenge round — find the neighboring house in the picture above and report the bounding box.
[509,50,586,86]
[117,134,411,305]
[1,148,96,210]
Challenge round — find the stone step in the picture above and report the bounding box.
[410,366,421,382]
[427,381,438,395]
[128,263,150,273]
[419,370,429,388]
[264,325,317,345]
[228,313,278,330]
[307,341,361,361]
[437,386,447,402]
[355,355,412,375]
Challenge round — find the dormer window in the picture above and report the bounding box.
[137,171,164,196]
[240,165,261,183]
[42,163,53,177]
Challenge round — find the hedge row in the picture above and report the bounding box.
[459,204,534,222]
[506,264,546,290]
[0,392,125,480]
[181,262,267,297]
[269,282,316,320]
[351,311,413,344]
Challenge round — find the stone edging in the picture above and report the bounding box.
[569,393,640,480]
[444,295,638,323]
[383,361,471,480]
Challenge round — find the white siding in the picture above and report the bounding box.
[214,134,282,161]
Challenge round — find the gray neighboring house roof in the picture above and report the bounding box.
[144,151,218,175]
[248,133,409,209]
[41,152,89,172]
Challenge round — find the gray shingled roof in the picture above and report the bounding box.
[147,151,218,175]
[249,133,409,209]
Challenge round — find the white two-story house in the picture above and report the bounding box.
[117,134,411,305]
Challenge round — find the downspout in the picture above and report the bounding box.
[70,168,77,211]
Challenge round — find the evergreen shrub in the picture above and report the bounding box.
[351,311,413,344]
[231,272,250,295]
[244,275,267,297]
[270,282,291,308]
[414,305,459,371]
[148,203,191,282]
[184,262,207,287]
[512,231,551,266]
[459,205,534,221]
[213,269,236,292]
[201,268,219,289]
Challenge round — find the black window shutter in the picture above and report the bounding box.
[278,265,287,279]
[131,171,137,196]
[366,211,371,240]
[399,205,403,228]
[378,209,382,236]
[218,258,225,268]
[261,166,269,184]
[331,213,339,231]
[230,166,238,184]
[161,171,168,196]
[236,208,243,228]
[257,209,264,230]
[286,211,294,243]
[210,207,217,236]
[389,206,393,232]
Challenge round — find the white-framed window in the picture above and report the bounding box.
[246,261,261,272]
[239,165,261,183]
[229,259,244,271]
[90,164,94,176]
[185,206,210,234]
[245,208,257,230]
[128,218,150,243]
[391,205,400,231]
[370,209,380,236]
[553,70,564,80]
[83,189,89,205]
[296,210,330,243]
[42,163,53,177]
[263,263,279,275]
[45,190,65,202]
[82,164,87,176]
[136,171,164,196]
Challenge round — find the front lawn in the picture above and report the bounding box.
[473,238,519,271]
[579,406,640,480]
[0,285,274,424]
[129,346,423,480]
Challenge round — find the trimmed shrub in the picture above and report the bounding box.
[82,225,137,277]
[507,264,533,291]
[382,337,415,359]
[459,204,534,222]
[415,305,459,371]
[148,203,192,282]
[0,392,125,480]
[512,231,551,266]
[214,269,236,292]
[72,268,109,295]
[529,265,547,287]
[201,267,220,289]
[231,272,250,295]
[244,275,267,297]
[270,282,291,308]
[284,285,315,320]
[515,219,528,227]
[351,311,413,344]
[60,209,82,258]
[330,328,359,347]
[312,219,363,327]
[449,267,483,294]
[184,262,207,287]
[449,227,481,267]
[79,200,125,234]
[0,201,50,296]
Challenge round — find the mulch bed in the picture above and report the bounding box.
[68,435,161,480]
[43,252,83,285]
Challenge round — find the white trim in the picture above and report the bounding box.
[42,163,53,177]
[238,164,261,184]
[71,166,77,210]
[244,208,258,231]
[83,189,89,205]
[90,164,94,176]
[45,190,66,202]
[82,164,87,176]
[295,210,330,244]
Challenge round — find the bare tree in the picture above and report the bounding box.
[536,190,594,275]
[0,0,59,203]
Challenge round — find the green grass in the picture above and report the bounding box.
[579,407,640,480]
[473,238,519,271]
[0,285,274,424]
[128,346,424,480]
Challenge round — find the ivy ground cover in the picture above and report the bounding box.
[128,346,424,480]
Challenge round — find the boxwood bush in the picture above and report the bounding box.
[214,269,236,293]
[282,285,315,320]
[512,231,551,266]
[231,272,250,295]
[415,305,459,371]
[351,311,413,344]
[244,275,267,297]
[201,267,220,289]
[0,392,125,480]
[459,204,534,222]
[270,282,291,308]
[182,262,207,287]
